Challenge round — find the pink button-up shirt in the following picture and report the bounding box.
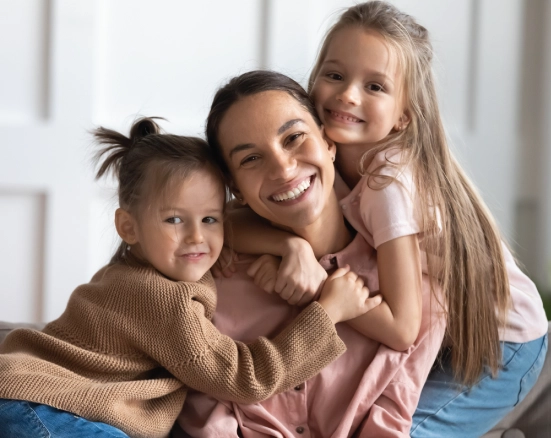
[178,233,446,437]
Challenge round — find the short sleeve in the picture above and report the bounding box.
[359,155,423,249]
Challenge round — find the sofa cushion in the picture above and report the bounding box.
[0,321,44,344]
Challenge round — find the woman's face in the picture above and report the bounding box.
[217,90,337,230]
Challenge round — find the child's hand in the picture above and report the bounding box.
[247,254,281,293]
[212,246,237,278]
[318,265,382,324]
[276,238,328,306]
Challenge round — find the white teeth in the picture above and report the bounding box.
[273,178,312,202]
[331,110,361,122]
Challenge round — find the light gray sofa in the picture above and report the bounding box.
[1,321,549,437]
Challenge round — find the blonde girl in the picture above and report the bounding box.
[0,118,378,438]
[306,1,548,436]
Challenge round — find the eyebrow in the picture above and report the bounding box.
[160,207,222,214]
[277,118,304,134]
[228,118,306,158]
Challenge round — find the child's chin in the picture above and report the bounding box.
[325,127,356,145]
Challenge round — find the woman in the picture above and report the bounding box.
[175,70,446,438]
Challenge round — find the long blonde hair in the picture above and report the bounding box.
[309,1,510,386]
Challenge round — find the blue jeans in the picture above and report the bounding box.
[411,334,548,438]
[0,399,129,437]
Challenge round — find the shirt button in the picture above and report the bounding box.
[294,384,302,390]
[296,426,305,434]
[341,204,347,210]
[330,257,337,265]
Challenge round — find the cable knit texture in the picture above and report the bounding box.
[0,263,346,438]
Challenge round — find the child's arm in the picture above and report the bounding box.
[346,235,423,351]
[225,206,328,306]
[226,206,422,351]
[142,267,380,405]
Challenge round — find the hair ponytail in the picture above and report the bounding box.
[93,117,162,180]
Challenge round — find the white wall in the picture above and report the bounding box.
[0,0,549,323]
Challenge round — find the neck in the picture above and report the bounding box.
[289,191,353,259]
[335,142,373,188]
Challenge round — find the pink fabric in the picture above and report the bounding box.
[178,234,446,437]
[337,148,548,344]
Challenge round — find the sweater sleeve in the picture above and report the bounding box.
[130,273,347,404]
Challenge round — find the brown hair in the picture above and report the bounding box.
[206,70,321,182]
[310,1,510,385]
[93,117,226,264]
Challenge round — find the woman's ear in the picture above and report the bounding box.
[320,125,337,162]
[115,208,139,244]
[230,183,247,206]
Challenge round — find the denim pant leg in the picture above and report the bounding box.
[411,334,548,438]
[0,399,130,437]
[0,399,50,438]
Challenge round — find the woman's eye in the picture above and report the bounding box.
[166,217,182,224]
[202,216,218,224]
[287,132,305,144]
[367,83,384,92]
[240,155,259,166]
[326,73,343,81]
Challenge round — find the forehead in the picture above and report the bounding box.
[325,27,400,75]
[149,167,225,209]
[218,91,313,149]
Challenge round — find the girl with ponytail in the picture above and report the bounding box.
[0,118,380,437]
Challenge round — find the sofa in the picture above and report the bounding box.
[1,321,549,437]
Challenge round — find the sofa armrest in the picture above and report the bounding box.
[0,321,44,344]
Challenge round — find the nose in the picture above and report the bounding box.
[184,221,204,245]
[336,82,361,106]
[266,149,297,181]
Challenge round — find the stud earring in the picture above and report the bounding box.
[331,155,335,162]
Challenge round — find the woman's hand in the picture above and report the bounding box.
[246,239,328,306]
[211,246,237,278]
[318,265,382,324]
[275,238,328,306]
[247,254,280,293]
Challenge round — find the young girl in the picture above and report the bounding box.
[0,118,379,438]
[226,1,548,436]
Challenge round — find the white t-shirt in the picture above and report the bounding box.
[336,148,548,343]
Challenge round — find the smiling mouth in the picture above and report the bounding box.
[180,253,206,260]
[271,176,313,202]
[327,109,364,123]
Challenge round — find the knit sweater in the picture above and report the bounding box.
[0,263,346,438]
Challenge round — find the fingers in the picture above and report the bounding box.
[274,274,287,295]
[246,256,264,278]
[247,255,279,294]
[363,291,383,312]
[327,264,351,280]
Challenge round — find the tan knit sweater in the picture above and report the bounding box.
[0,263,346,438]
